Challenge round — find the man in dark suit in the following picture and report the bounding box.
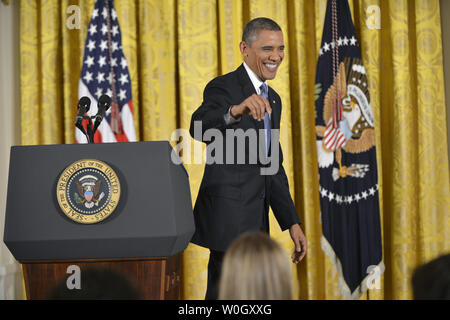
[189,17,307,300]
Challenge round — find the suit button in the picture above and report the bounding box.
[260,191,265,199]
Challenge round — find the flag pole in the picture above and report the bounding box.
[105,0,122,135]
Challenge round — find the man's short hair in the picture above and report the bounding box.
[242,17,282,46]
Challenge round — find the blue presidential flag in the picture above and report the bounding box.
[314,0,384,299]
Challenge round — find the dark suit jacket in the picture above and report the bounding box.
[189,64,300,252]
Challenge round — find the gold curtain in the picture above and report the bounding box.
[20,0,450,300]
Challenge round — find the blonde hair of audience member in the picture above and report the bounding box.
[219,232,293,300]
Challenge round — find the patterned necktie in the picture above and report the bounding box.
[260,83,271,155]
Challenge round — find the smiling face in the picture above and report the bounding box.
[240,29,284,82]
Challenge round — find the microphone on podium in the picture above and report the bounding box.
[93,94,111,134]
[75,96,91,140]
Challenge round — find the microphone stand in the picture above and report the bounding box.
[84,115,96,144]
[75,97,110,144]
[76,115,96,144]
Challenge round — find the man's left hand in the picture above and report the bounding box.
[289,224,307,264]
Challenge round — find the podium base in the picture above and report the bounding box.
[21,253,182,300]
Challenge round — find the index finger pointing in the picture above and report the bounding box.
[258,95,272,115]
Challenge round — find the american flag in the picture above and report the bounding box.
[76,0,136,143]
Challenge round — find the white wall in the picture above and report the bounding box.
[0,0,23,299]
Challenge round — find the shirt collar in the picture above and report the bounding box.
[243,62,267,95]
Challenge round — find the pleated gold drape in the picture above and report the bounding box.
[20,0,450,300]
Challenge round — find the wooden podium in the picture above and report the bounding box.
[4,142,194,300]
[22,254,182,300]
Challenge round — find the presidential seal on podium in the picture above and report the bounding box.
[56,159,121,224]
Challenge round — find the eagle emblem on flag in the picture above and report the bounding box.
[316,58,375,182]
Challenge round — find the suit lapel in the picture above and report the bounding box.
[237,64,256,98]
[268,87,280,130]
[237,64,264,130]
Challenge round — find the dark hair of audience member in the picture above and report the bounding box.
[412,253,450,300]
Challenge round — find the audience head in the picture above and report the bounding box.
[219,232,293,300]
[412,253,450,300]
